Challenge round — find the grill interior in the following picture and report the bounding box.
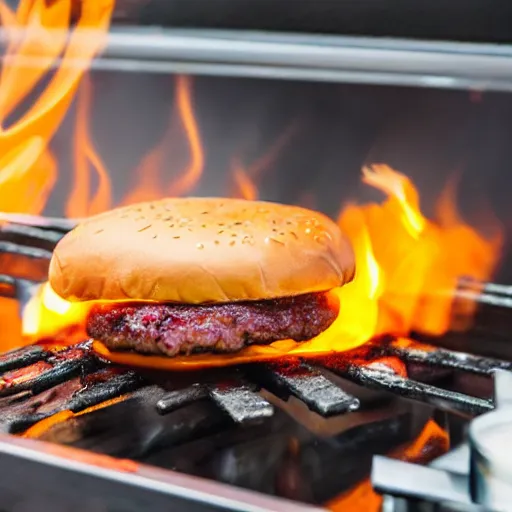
[0,215,509,508]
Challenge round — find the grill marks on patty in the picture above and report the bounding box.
[86,292,338,356]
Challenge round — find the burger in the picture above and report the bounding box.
[48,198,355,357]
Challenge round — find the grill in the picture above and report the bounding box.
[0,214,510,510]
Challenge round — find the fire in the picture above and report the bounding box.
[0,0,114,213]
[327,418,449,511]
[0,0,114,349]
[232,158,258,201]
[66,73,111,218]
[20,164,501,369]
[231,122,298,200]
[0,1,502,365]
[349,164,502,338]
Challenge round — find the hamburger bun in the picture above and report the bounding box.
[49,197,355,303]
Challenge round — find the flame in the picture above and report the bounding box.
[120,114,173,206]
[167,75,204,197]
[66,73,112,218]
[327,419,449,511]
[0,0,114,214]
[22,282,87,343]
[20,162,501,370]
[232,158,258,201]
[121,75,204,205]
[0,0,114,349]
[0,2,501,364]
[231,122,298,200]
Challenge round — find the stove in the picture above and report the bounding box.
[0,216,510,511]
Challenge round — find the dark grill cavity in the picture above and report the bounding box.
[0,214,511,510]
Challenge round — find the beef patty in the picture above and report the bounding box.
[87,292,338,356]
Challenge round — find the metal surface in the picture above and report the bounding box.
[371,370,512,510]
[0,433,325,511]
[251,363,360,416]
[470,408,512,509]
[372,456,473,505]
[107,0,512,44]
[3,28,512,91]
[321,361,494,417]
[208,384,275,423]
[157,384,209,414]
[387,342,512,376]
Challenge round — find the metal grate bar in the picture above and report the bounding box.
[66,371,143,412]
[156,384,209,415]
[249,363,360,416]
[208,383,274,423]
[387,340,512,376]
[321,361,493,417]
[0,242,51,282]
[0,223,63,250]
[0,241,53,261]
[0,349,96,398]
[0,274,17,299]
[0,213,77,232]
[0,370,142,434]
[0,345,47,373]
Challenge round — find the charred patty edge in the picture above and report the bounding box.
[86,292,338,357]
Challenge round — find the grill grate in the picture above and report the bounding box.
[249,362,361,416]
[0,215,507,431]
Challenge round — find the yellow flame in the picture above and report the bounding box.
[362,165,426,238]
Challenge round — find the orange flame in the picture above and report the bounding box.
[349,164,502,337]
[0,0,114,214]
[231,122,298,200]
[327,418,449,511]
[121,75,204,205]
[167,75,204,197]
[231,157,258,201]
[0,2,501,365]
[66,73,112,218]
[22,163,501,370]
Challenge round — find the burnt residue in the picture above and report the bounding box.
[0,345,48,373]
[3,347,97,397]
[0,346,142,433]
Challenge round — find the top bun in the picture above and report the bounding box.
[49,198,355,303]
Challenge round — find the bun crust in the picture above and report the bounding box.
[49,198,355,303]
